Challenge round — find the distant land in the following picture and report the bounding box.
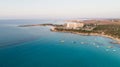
[19,19,120,44]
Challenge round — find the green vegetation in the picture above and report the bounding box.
[93,25,120,38]
[54,24,120,38]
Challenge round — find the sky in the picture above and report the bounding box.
[0,0,120,19]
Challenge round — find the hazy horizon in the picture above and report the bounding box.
[0,0,120,19]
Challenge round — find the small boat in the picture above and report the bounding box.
[96,45,100,48]
[113,49,116,52]
[60,40,65,43]
[94,38,97,41]
[80,42,84,44]
[107,46,113,49]
[72,41,76,44]
[93,43,96,45]
[106,49,109,51]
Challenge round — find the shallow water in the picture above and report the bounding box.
[0,20,120,67]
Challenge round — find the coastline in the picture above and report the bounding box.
[18,23,120,44]
[52,30,120,44]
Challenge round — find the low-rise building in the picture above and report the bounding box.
[64,22,84,29]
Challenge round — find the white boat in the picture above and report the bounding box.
[106,49,109,51]
[107,46,113,49]
[96,45,100,48]
[80,42,84,44]
[113,49,116,52]
[60,40,65,43]
[72,41,76,44]
[93,43,96,45]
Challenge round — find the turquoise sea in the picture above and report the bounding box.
[0,20,120,67]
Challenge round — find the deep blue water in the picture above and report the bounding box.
[0,20,120,67]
